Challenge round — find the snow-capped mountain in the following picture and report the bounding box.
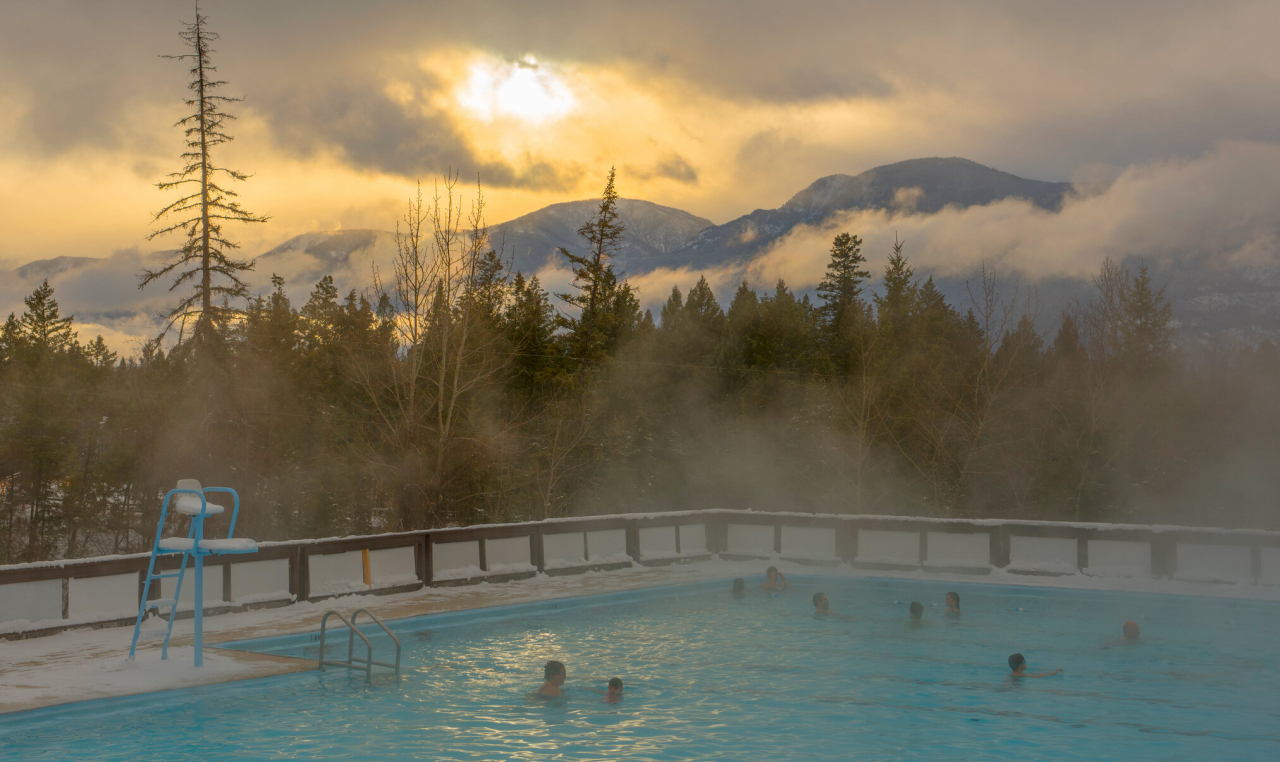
[648,157,1073,271]
[491,197,713,276]
[5,156,1279,349]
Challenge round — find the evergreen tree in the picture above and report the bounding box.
[660,286,684,329]
[16,281,77,357]
[1120,263,1174,375]
[720,281,762,372]
[140,6,267,347]
[874,235,918,351]
[503,273,558,392]
[817,232,870,327]
[1051,312,1084,363]
[557,167,626,366]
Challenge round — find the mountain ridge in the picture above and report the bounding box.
[651,157,1073,270]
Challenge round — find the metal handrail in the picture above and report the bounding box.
[318,610,374,679]
[350,608,401,676]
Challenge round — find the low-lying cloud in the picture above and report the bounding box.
[621,141,1280,313]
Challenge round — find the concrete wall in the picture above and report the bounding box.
[0,578,62,625]
[309,550,366,595]
[781,526,838,561]
[1085,540,1151,578]
[587,529,629,563]
[543,532,587,570]
[230,558,292,604]
[679,524,708,555]
[486,536,535,574]
[727,524,775,556]
[856,529,919,566]
[72,573,142,619]
[1261,546,1280,585]
[1175,543,1252,583]
[368,546,418,587]
[639,526,678,559]
[925,532,989,569]
[433,541,481,581]
[1009,536,1077,574]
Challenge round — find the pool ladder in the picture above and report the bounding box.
[318,608,401,679]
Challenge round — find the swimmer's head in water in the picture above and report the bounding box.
[608,677,623,691]
[1008,653,1026,672]
[813,592,829,611]
[909,601,924,620]
[732,577,745,593]
[1123,620,1140,639]
[946,592,960,609]
[766,566,778,580]
[544,660,566,682]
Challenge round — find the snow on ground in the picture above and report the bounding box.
[3,557,1278,715]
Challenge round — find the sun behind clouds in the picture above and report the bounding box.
[457,55,575,124]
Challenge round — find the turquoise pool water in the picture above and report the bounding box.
[2,576,1279,760]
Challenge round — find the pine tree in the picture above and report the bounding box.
[557,167,626,366]
[660,286,684,329]
[1050,312,1084,365]
[141,5,267,348]
[1120,263,1173,375]
[683,277,725,331]
[721,281,762,371]
[17,281,77,356]
[817,232,870,326]
[874,235,917,350]
[502,273,558,392]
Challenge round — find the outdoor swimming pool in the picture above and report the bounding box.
[2,576,1278,760]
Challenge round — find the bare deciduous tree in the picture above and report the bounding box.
[354,174,511,528]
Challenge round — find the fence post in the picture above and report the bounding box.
[626,520,641,563]
[1150,534,1176,579]
[991,525,1011,569]
[533,527,545,573]
[424,535,435,585]
[839,521,857,565]
[297,546,311,602]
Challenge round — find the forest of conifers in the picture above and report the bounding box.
[2,171,1279,564]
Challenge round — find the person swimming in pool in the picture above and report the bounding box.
[537,660,567,697]
[605,677,624,703]
[1008,653,1061,677]
[763,566,789,592]
[813,592,831,614]
[945,592,961,615]
[732,578,747,598]
[1122,620,1140,640]
[909,601,924,621]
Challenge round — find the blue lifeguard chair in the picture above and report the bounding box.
[128,480,257,666]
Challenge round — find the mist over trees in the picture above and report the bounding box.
[3,167,1279,562]
[2,10,1277,564]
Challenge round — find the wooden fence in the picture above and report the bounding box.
[3,510,1278,639]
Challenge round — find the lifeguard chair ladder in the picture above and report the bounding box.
[127,479,258,667]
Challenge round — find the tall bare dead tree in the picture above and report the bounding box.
[141,4,267,348]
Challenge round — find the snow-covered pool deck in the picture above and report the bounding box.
[4,557,1279,716]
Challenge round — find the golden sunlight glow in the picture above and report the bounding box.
[456,55,575,123]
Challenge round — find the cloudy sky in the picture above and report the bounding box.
[1,0,1278,347]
